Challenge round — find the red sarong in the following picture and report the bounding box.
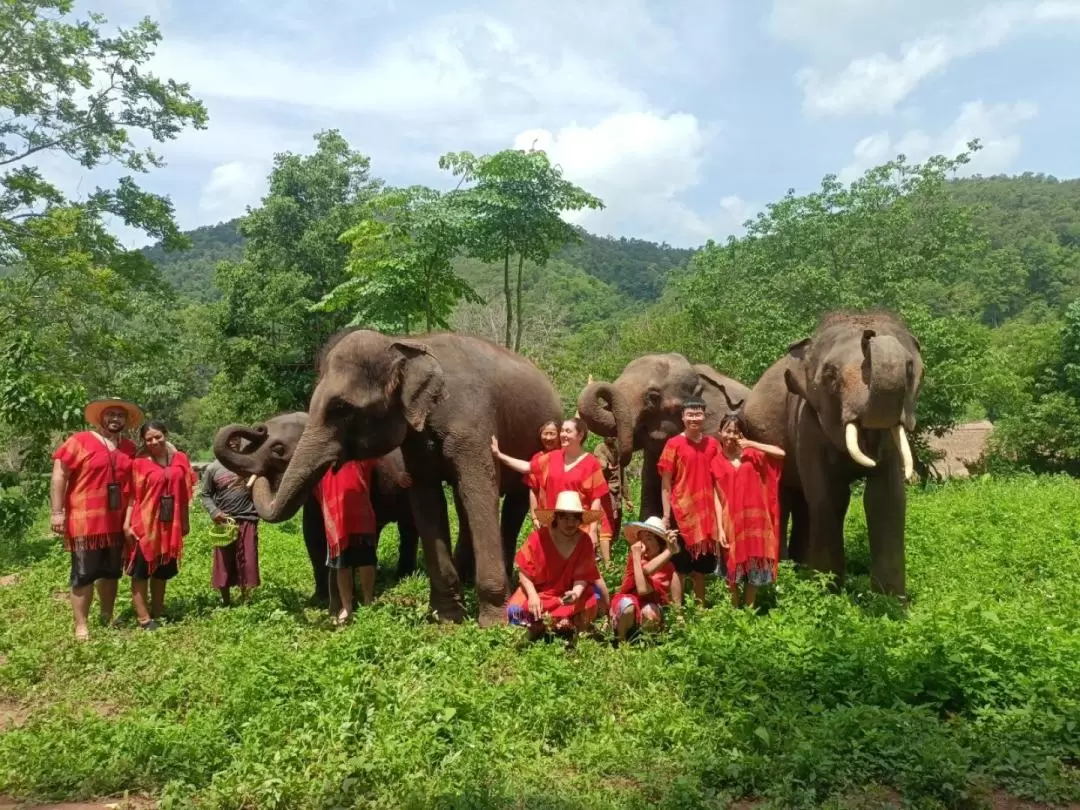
[314,460,376,559]
[52,432,136,550]
[657,434,720,557]
[711,448,783,585]
[506,528,600,624]
[527,449,609,510]
[128,451,194,574]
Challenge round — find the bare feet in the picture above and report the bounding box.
[74,624,90,642]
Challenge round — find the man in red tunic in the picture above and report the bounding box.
[658,397,725,606]
[314,459,379,625]
[50,397,141,640]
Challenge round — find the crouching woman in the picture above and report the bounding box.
[506,491,602,641]
[610,516,678,643]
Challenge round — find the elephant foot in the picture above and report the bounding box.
[429,596,466,624]
[478,601,507,629]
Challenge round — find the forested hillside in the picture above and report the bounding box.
[143,218,692,304]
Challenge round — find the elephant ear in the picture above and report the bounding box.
[695,367,745,412]
[391,340,445,432]
[783,338,812,402]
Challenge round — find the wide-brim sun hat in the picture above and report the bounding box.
[624,516,669,545]
[535,490,602,527]
[84,397,144,430]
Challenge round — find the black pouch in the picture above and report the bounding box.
[106,482,122,511]
[159,494,175,522]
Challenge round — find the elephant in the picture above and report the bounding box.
[231,330,564,627]
[739,310,923,597]
[577,354,751,521]
[212,412,422,604]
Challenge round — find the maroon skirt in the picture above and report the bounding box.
[211,520,260,589]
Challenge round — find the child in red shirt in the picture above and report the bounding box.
[314,459,378,625]
[610,516,679,643]
[658,397,725,606]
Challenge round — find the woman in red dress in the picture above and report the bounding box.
[710,414,786,609]
[123,421,195,630]
[610,516,679,643]
[491,419,559,529]
[505,491,602,641]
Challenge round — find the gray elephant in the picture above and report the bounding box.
[577,354,751,521]
[212,412,422,603]
[740,311,923,597]
[224,330,563,627]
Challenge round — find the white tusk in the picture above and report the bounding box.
[845,422,877,468]
[893,425,914,481]
[246,474,257,489]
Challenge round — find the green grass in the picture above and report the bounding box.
[1,476,1079,809]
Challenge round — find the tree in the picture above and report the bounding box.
[211,130,383,419]
[682,143,993,443]
[0,0,206,476]
[314,185,481,333]
[438,147,604,351]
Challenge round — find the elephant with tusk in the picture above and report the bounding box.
[740,310,924,597]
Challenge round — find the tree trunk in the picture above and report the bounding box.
[514,253,525,352]
[503,246,512,348]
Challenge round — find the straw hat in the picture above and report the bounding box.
[623,516,669,545]
[535,490,602,527]
[84,397,144,430]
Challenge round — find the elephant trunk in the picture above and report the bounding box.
[577,381,635,465]
[252,424,339,522]
[212,424,269,476]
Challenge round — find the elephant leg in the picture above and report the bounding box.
[301,498,330,605]
[395,507,420,579]
[452,487,476,587]
[864,438,907,597]
[408,483,463,623]
[639,447,663,521]
[448,441,507,627]
[784,486,810,564]
[796,424,850,590]
[500,487,530,582]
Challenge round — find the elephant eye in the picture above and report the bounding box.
[269,442,286,457]
[644,388,662,409]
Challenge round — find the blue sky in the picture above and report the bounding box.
[61,0,1080,249]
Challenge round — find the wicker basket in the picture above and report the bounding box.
[208,516,239,547]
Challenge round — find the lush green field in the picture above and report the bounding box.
[1,476,1079,809]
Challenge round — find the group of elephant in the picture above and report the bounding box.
[212,310,924,627]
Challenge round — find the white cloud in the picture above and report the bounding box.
[838,99,1038,184]
[791,1,1080,116]
[510,111,747,247]
[198,161,268,219]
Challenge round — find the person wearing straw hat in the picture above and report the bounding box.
[506,490,603,641]
[50,396,142,640]
[610,516,680,643]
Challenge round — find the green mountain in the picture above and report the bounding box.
[141,218,694,304]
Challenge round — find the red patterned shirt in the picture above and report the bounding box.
[657,433,720,555]
[315,460,377,558]
[52,431,136,549]
[527,449,609,510]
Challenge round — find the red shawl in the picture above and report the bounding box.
[657,433,720,555]
[615,552,675,606]
[52,431,136,550]
[315,460,377,558]
[129,451,194,573]
[527,449,609,509]
[711,447,783,575]
[508,527,600,620]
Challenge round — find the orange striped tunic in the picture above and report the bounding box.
[51,431,136,550]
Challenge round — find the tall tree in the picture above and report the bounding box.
[0,0,206,478]
[212,130,383,419]
[438,147,603,351]
[683,142,992,444]
[314,185,481,333]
